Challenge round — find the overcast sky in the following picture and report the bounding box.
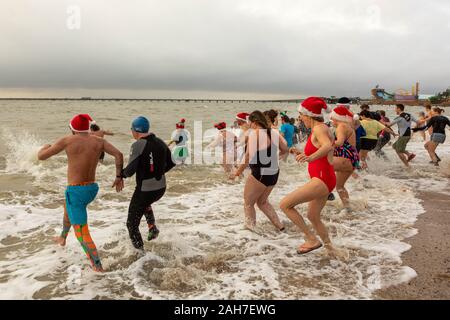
[1,0,449,98]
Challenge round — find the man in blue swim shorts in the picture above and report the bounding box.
[38,114,124,272]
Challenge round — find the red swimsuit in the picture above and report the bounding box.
[304,133,336,193]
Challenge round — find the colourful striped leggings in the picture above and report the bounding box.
[61,208,102,270]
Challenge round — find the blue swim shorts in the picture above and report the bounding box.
[65,183,99,225]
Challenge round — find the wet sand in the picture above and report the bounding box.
[376,189,450,300]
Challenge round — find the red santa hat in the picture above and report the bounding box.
[69,114,94,132]
[176,118,186,129]
[214,122,227,131]
[330,106,354,123]
[236,112,250,122]
[298,97,332,117]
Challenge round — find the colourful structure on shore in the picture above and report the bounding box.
[372,83,420,102]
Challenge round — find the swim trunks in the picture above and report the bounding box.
[393,136,411,153]
[431,133,446,144]
[65,183,99,225]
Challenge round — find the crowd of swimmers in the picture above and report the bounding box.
[37,97,449,271]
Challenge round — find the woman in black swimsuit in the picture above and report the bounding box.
[232,111,289,231]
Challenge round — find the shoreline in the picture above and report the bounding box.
[376,189,450,300]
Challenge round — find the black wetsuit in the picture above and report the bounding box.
[121,134,176,249]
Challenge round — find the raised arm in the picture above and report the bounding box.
[37,137,67,160]
[412,117,435,132]
[103,130,114,136]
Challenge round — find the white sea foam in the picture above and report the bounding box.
[0,105,449,299]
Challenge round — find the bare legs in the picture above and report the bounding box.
[243,175,284,230]
[54,203,103,272]
[396,151,410,167]
[425,141,439,163]
[359,150,369,169]
[257,186,284,230]
[54,203,70,246]
[280,178,333,253]
[333,158,353,208]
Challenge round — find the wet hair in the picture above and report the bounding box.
[249,110,270,129]
[433,107,444,114]
[359,110,372,118]
[418,111,426,117]
[377,110,386,117]
[281,115,290,123]
[424,104,432,110]
[90,124,100,131]
[396,104,405,111]
[360,104,370,111]
[263,109,278,125]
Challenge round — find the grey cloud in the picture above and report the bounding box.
[1,0,449,97]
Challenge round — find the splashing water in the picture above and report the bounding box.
[0,100,448,299]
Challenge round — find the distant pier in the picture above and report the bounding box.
[0,97,303,104]
[0,97,447,106]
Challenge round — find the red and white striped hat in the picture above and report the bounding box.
[298,97,332,117]
[69,114,94,132]
[330,106,354,123]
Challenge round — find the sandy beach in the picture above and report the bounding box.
[377,189,450,300]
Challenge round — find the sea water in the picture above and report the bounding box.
[0,100,448,299]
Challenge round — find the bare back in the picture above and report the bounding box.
[338,123,357,147]
[64,134,105,184]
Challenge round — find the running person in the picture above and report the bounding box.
[386,104,418,167]
[90,123,114,162]
[38,114,124,272]
[330,106,360,208]
[280,115,296,148]
[168,119,189,164]
[413,107,450,166]
[280,97,336,255]
[208,122,238,175]
[424,104,434,138]
[235,112,250,165]
[415,111,427,142]
[120,116,176,249]
[232,111,288,231]
[359,110,395,169]
[374,110,391,159]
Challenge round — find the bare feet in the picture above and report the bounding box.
[93,265,105,273]
[53,236,66,247]
[244,222,256,231]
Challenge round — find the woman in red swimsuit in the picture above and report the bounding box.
[280,97,336,255]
